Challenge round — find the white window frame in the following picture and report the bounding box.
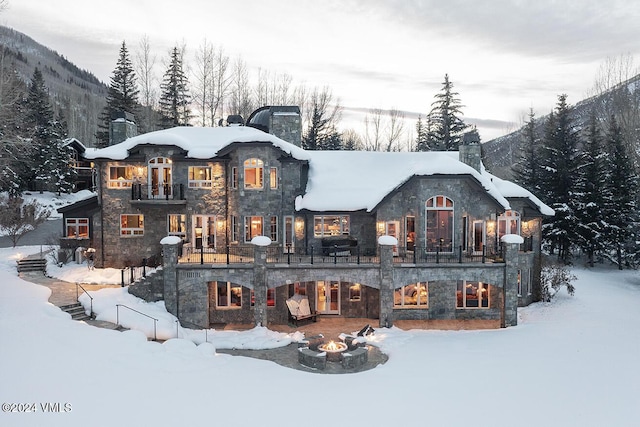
[517,269,522,296]
[498,210,521,239]
[231,215,239,243]
[349,283,362,301]
[167,214,186,238]
[270,167,278,189]
[108,166,134,188]
[188,166,213,188]
[244,158,264,189]
[394,282,428,308]
[313,215,350,237]
[65,218,89,239]
[426,195,454,253]
[231,166,238,189]
[244,216,263,242]
[270,216,278,242]
[216,281,242,308]
[456,280,490,309]
[120,214,144,236]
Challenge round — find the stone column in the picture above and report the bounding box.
[378,240,395,328]
[252,244,268,327]
[502,241,521,327]
[161,240,179,317]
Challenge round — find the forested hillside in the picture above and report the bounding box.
[0,25,107,145]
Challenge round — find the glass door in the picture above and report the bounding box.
[149,157,172,199]
[473,220,485,255]
[386,221,399,255]
[193,215,216,249]
[316,281,340,314]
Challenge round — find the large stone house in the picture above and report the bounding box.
[64,108,553,329]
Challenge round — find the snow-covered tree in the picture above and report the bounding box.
[302,87,342,150]
[158,46,192,128]
[414,115,429,152]
[512,109,542,193]
[539,94,583,264]
[426,74,468,151]
[97,41,139,147]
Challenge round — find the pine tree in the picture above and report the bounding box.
[24,68,73,193]
[539,94,583,263]
[603,115,638,269]
[426,74,467,151]
[96,41,139,147]
[158,46,192,128]
[512,109,541,193]
[414,115,429,151]
[575,111,608,266]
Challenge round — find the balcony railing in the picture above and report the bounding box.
[177,244,501,266]
[131,183,185,201]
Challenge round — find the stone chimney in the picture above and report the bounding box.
[246,106,302,147]
[109,111,138,146]
[458,129,482,173]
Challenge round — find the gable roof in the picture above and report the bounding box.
[83,126,310,161]
[483,172,555,216]
[295,150,511,212]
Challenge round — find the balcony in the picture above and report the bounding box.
[130,183,186,205]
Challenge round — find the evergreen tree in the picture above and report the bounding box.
[158,46,192,128]
[97,41,139,147]
[24,68,74,193]
[603,115,638,269]
[426,74,467,151]
[539,94,583,263]
[302,87,342,150]
[414,115,429,151]
[512,109,541,193]
[575,111,608,266]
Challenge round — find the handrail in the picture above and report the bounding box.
[175,319,209,342]
[116,304,158,341]
[76,282,94,318]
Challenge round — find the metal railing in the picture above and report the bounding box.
[131,183,185,201]
[121,256,159,287]
[174,319,209,342]
[116,304,158,341]
[180,245,254,265]
[75,283,94,318]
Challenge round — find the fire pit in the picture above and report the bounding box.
[317,340,348,362]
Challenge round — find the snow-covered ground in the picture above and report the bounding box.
[1,245,639,427]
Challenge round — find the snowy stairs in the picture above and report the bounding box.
[16,258,47,273]
[59,302,92,321]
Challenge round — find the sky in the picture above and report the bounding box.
[3,0,640,141]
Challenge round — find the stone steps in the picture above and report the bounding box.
[16,258,47,273]
[59,302,92,321]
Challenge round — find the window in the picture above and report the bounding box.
[406,216,415,251]
[456,281,489,308]
[216,281,242,308]
[270,167,278,189]
[498,210,520,239]
[245,216,263,242]
[120,214,144,236]
[168,214,186,238]
[108,166,134,188]
[289,282,307,297]
[284,216,294,252]
[349,283,361,301]
[426,196,454,252]
[527,268,533,295]
[394,282,428,307]
[313,215,350,237]
[270,216,278,242]
[231,167,238,189]
[188,166,212,188]
[231,215,239,243]
[244,158,264,189]
[251,288,276,307]
[66,218,89,239]
[517,269,522,296]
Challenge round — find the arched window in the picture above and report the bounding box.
[244,158,264,189]
[426,195,454,252]
[498,210,520,239]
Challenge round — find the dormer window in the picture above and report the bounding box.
[498,210,520,239]
[244,158,263,189]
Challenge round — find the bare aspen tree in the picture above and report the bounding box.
[385,108,406,152]
[134,35,158,132]
[193,38,214,126]
[363,108,384,151]
[228,57,254,121]
[208,46,230,125]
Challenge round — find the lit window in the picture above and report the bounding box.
[349,283,361,301]
[270,216,278,242]
[65,218,89,239]
[426,195,454,252]
[188,166,212,188]
[108,166,134,188]
[231,215,239,243]
[270,167,278,189]
[394,282,428,307]
[167,214,186,237]
[120,214,144,236]
[245,216,263,242]
[244,158,264,189]
[251,288,276,307]
[498,210,520,239]
[313,215,350,237]
[456,281,489,308]
[290,282,307,297]
[216,281,242,308]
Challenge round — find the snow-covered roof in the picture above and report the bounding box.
[295,150,510,212]
[83,126,310,161]
[485,172,555,216]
